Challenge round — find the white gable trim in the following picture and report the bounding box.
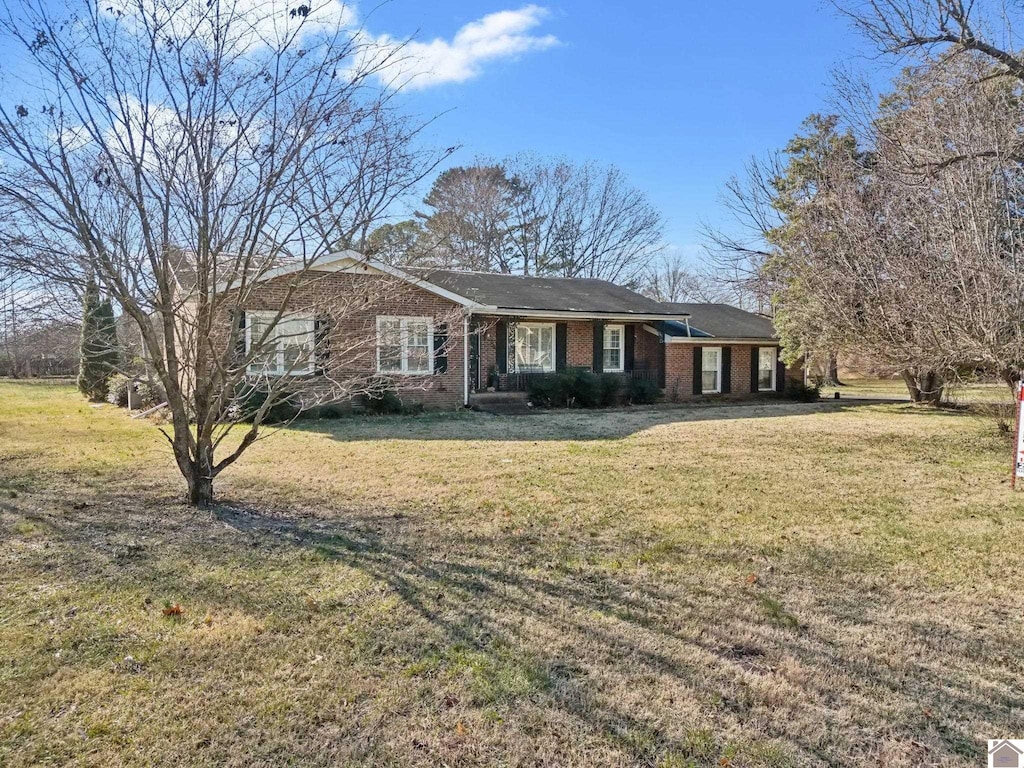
[212,249,487,308]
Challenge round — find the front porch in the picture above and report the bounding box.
[467,315,666,396]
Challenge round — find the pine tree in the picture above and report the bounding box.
[77,277,119,401]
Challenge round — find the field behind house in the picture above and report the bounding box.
[1,381,1023,767]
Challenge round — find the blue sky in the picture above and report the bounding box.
[358,1,887,265]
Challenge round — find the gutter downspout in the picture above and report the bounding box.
[463,312,470,407]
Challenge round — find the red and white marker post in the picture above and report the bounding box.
[1013,383,1024,489]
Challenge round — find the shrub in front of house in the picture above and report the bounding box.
[626,377,661,405]
[230,386,301,424]
[527,369,631,409]
[363,377,405,415]
[784,380,821,402]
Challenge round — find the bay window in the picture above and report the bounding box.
[603,324,624,372]
[514,323,555,372]
[246,311,315,376]
[377,316,432,375]
[758,347,777,391]
[702,347,722,394]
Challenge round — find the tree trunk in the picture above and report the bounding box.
[173,425,217,507]
[826,354,842,386]
[901,369,944,405]
[186,447,216,506]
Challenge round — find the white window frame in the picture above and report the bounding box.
[376,316,434,376]
[245,310,316,377]
[758,347,777,392]
[702,346,722,394]
[514,322,557,373]
[603,324,625,373]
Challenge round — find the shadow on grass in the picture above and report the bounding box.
[6,490,1018,766]
[291,399,921,443]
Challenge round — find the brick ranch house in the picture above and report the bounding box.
[209,251,799,410]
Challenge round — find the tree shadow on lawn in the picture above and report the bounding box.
[294,400,919,443]
[8,493,1020,766]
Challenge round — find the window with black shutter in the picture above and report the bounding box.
[721,347,732,393]
[592,320,604,373]
[691,346,702,395]
[555,323,567,371]
[433,322,449,374]
[495,320,507,374]
[313,315,331,376]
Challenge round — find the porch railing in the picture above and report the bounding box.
[496,367,661,393]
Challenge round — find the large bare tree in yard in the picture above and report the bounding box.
[0,0,449,505]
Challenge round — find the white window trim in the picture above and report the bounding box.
[245,310,316,377]
[758,347,777,392]
[376,315,434,376]
[702,346,722,394]
[514,322,557,373]
[603,324,625,373]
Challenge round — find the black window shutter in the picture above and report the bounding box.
[314,315,331,376]
[692,345,702,395]
[495,320,507,374]
[776,353,786,392]
[233,309,247,365]
[721,346,732,394]
[750,346,760,392]
[592,320,604,373]
[433,322,449,374]
[624,325,635,372]
[555,323,568,371]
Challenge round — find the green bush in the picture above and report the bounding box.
[363,379,404,415]
[526,372,571,408]
[784,380,820,402]
[598,374,623,406]
[527,369,629,409]
[230,386,300,424]
[626,377,661,405]
[306,403,347,420]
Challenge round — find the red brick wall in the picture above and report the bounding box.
[566,321,594,368]
[231,271,466,410]
[634,325,662,372]
[665,343,783,401]
[474,317,661,381]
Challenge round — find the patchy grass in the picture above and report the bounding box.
[1,380,1023,766]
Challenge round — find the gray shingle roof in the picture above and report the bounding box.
[409,269,688,317]
[660,303,778,339]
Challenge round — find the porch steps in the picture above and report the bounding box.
[469,391,534,416]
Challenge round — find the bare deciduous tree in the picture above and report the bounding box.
[766,56,1024,401]
[409,155,665,283]
[638,250,717,303]
[0,0,451,505]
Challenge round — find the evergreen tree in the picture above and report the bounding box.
[77,278,119,401]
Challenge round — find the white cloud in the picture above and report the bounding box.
[360,5,559,90]
[102,1,557,89]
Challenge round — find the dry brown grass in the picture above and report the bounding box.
[1,381,1023,767]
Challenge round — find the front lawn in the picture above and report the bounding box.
[1,381,1022,766]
